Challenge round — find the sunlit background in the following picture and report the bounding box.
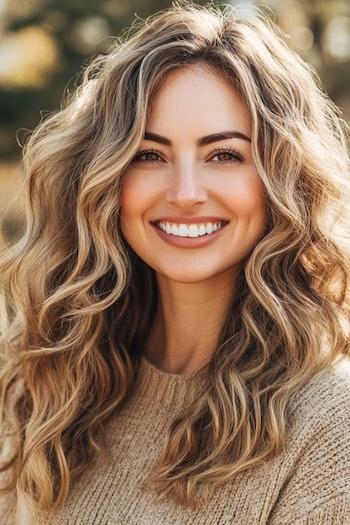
[0,0,349,247]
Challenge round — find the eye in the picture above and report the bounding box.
[210,147,244,164]
[132,147,245,165]
[132,148,164,164]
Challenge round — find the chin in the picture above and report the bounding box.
[156,267,223,284]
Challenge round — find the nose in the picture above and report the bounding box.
[166,163,208,207]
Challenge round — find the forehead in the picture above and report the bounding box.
[146,63,251,140]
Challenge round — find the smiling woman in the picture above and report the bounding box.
[1,1,350,524]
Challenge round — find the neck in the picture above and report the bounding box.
[144,267,238,374]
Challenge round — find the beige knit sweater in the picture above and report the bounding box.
[1,355,350,524]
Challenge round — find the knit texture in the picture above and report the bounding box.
[1,356,350,524]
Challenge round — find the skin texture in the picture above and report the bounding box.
[120,63,267,374]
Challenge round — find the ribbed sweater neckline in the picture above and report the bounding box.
[134,355,206,408]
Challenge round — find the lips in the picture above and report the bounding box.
[151,216,229,225]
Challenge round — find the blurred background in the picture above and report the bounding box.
[0,0,349,247]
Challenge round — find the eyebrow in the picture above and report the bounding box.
[143,130,251,146]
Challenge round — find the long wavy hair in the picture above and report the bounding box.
[1,0,350,516]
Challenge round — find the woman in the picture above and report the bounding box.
[1,2,350,523]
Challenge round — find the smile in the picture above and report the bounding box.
[150,220,229,249]
[157,220,225,237]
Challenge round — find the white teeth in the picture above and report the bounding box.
[198,224,206,236]
[188,224,199,237]
[170,224,178,235]
[206,223,214,234]
[158,221,224,237]
[178,224,188,237]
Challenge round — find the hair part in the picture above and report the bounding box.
[1,0,350,515]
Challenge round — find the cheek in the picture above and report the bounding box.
[120,172,155,221]
[119,175,139,241]
[221,172,266,219]
[119,171,162,248]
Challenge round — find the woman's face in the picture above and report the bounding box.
[120,63,267,283]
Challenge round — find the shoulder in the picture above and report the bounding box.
[286,357,350,474]
[288,357,350,427]
[268,358,350,523]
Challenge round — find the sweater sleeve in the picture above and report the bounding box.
[290,493,350,524]
[268,377,350,524]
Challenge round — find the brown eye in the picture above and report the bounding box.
[132,147,244,165]
[133,149,164,163]
[211,148,244,163]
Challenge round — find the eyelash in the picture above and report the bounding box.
[133,147,244,165]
